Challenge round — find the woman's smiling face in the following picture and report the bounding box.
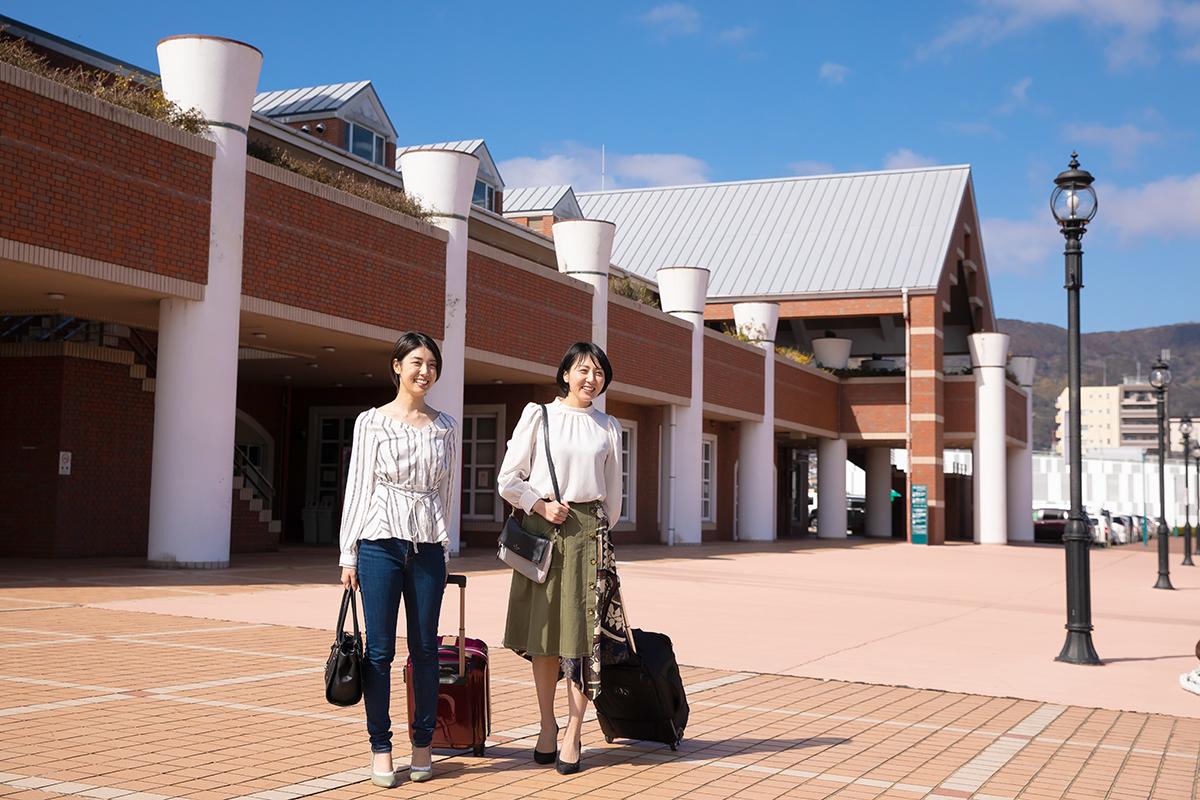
[564,354,605,404]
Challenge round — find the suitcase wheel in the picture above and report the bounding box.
[669,742,677,751]
[605,735,613,744]
[473,745,485,757]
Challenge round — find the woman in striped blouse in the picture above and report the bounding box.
[339,331,457,787]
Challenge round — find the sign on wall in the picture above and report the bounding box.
[911,483,928,544]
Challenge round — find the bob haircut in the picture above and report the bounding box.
[555,342,614,397]
[389,331,443,389]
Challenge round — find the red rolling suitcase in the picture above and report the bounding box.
[404,574,490,756]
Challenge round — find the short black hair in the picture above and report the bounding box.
[556,342,614,397]
[389,331,443,389]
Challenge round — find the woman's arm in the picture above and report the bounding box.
[439,416,458,524]
[603,417,624,524]
[497,403,543,514]
[338,411,376,570]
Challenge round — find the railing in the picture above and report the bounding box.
[234,445,275,508]
[0,314,94,343]
[128,328,157,376]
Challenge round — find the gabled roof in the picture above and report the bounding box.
[502,185,582,218]
[395,139,504,189]
[577,165,972,301]
[254,81,372,117]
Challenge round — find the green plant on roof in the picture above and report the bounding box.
[609,275,661,309]
[247,140,431,222]
[0,30,207,134]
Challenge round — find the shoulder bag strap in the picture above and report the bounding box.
[539,404,562,503]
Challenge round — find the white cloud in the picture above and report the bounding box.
[1062,123,1160,164]
[789,160,834,176]
[1100,172,1200,238]
[981,215,1059,275]
[883,148,940,170]
[921,0,1198,69]
[638,3,700,36]
[717,25,755,44]
[996,77,1033,114]
[499,143,710,192]
[818,62,850,84]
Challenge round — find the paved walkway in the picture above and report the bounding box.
[0,539,1198,799]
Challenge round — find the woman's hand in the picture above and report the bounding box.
[533,499,569,525]
[340,567,359,591]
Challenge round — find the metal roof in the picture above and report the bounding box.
[253,81,371,117]
[395,139,504,189]
[395,139,486,156]
[502,185,571,213]
[577,165,972,300]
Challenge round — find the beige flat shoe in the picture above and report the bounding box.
[370,753,398,788]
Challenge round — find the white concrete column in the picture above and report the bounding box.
[865,447,893,538]
[552,219,614,412]
[1007,356,1037,542]
[657,266,710,545]
[147,36,261,568]
[398,149,479,556]
[968,332,1011,545]
[818,437,848,538]
[733,302,779,541]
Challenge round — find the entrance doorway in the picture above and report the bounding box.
[778,445,810,537]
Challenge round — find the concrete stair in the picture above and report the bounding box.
[231,475,281,552]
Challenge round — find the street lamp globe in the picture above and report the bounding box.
[1183,415,1194,437]
[1051,153,1098,228]
[1150,359,1172,390]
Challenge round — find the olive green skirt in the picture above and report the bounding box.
[503,502,601,659]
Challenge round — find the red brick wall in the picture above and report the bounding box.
[607,398,663,545]
[466,251,591,363]
[775,360,839,432]
[841,380,906,436]
[704,335,764,414]
[1006,383,1027,444]
[0,78,211,282]
[243,173,445,332]
[0,356,154,558]
[944,379,974,437]
[607,301,691,399]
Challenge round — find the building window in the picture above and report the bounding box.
[701,434,717,523]
[616,419,637,523]
[461,409,504,520]
[473,179,497,211]
[347,122,386,166]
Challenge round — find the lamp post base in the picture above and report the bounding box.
[1154,574,1175,590]
[1056,630,1102,665]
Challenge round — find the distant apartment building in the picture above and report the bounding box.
[1054,381,1161,454]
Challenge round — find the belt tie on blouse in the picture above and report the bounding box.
[379,482,440,551]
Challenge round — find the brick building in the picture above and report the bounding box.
[0,18,1035,564]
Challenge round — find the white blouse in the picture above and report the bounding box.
[338,407,458,568]
[497,399,623,523]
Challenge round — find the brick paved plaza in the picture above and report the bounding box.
[1,542,1198,800]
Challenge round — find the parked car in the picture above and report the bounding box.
[1088,509,1113,546]
[1033,508,1069,543]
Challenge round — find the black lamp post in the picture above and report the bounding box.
[1183,415,1195,567]
[1150,357,1174,590]
[1051,153,1101,665]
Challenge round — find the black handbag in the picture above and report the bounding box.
[497,404,561,583]
[324,588,364,707]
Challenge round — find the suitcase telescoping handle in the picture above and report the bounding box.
[447,574,467,676]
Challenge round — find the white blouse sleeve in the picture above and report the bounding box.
[338,411,376,569]
[440,415,458,522]
[603,416,624,524]
[497,403,544,514]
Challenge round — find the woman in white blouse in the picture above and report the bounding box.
[497,342,625,775]
[339,331,457,787]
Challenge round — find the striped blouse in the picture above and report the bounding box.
[338,407,458,568]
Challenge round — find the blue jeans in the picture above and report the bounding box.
[357,539,446,752]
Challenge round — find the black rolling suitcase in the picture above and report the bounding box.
[595,625,689,750]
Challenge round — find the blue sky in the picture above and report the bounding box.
[9,1,1200,331]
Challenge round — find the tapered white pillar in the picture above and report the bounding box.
[553,219,613,412]
[1007,356,1037,542]
[657,266,710,545]
[818,438,848,538]
[866,447,893,538]
[399,149,479,556]
[969,332,1011,545]
[733,302,779,541]
[147,36,261,568]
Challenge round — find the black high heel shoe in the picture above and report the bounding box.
[555,734,582,775]
[533,725,559,765]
